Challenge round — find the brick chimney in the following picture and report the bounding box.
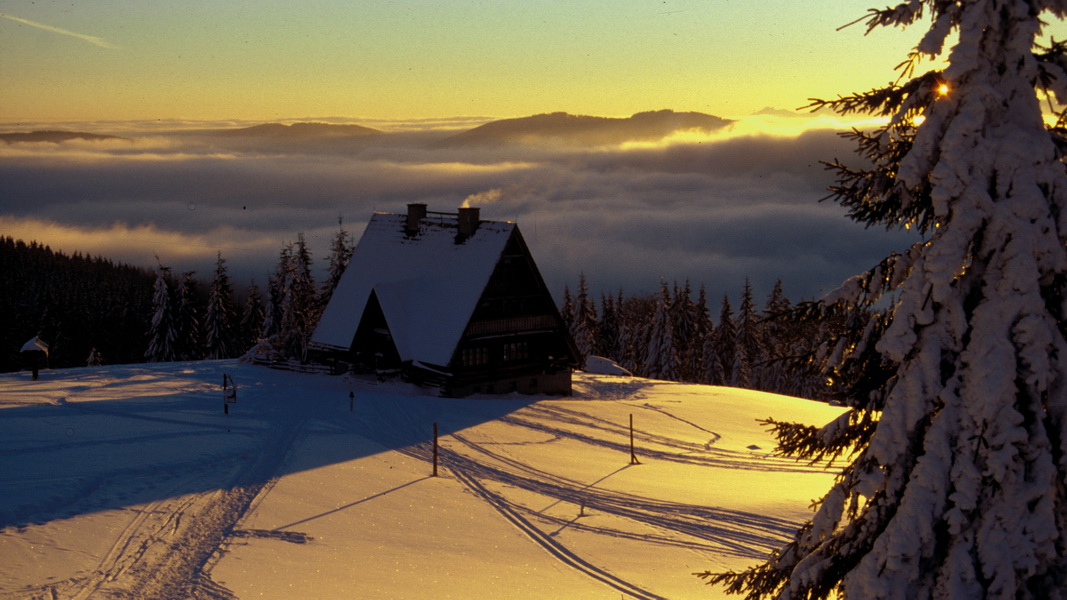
[456,206,480,242]
[405,203,427,236]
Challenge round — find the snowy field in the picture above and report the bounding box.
[0,361,845,599]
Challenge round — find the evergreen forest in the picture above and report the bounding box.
[559,275,847,400]
[0,236,155,372]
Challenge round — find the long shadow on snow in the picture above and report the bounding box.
[0,360,537,529]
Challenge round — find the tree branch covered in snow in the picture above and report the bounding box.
[700,1,1067,598]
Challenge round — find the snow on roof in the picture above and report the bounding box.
[20,336,48,355]
[310,212,515,367]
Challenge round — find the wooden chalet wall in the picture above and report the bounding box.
[445,229,578,396]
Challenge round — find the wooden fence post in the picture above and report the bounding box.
[223,374,233,415]
[433,422,439,477]
[630,413,640,465]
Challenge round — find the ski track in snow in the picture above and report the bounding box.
[384,440,671,600]
[329,395,677,598]
[1,365,310,600]
[1,365,839,599]
[501,403,825,474]
[341,396,801,597]
[443,433,799,558]
[448,465,670,600]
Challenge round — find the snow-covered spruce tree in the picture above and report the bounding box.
[671,280,700,381]
[761,280,794,395]
[691,286,715,383]
[573,274,599,360]
[733,279,762,389]
[260,274,281,341]
[702,317,725,386]
[203,253,239,359]
[145,265,177,363]
[174,271,202,361]
[700,2,1067,598]
[559,284,575,333]
[615,290,644,373]
[320,216,353,308]
[597,293,621,360]
[240,281,265,351]
[278,234,317,360]
[642,282,680,380]
[714,295,737,386]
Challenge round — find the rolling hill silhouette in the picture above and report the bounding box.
[0,131,129,144]
[440,110,733,147]
[213,122,383,139]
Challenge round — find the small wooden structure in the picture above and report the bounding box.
[20,336,48,380]
[308,204,579,396]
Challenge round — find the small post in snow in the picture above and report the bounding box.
[629,413,640,465]
[349,391,354,412]
[432,422,439,477]
[223,374,237,415]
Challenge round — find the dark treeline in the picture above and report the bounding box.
[561,275,851,399]
[0,236,155,372]
[3,219,355,373]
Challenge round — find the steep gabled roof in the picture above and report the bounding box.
[310,212,515,367]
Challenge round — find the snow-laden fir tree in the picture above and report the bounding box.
[174,271,202,361]
[559,285,575,333]
[260,274,280,341]
[760,280,794,395]
[240,281,264,351]
[278,234,317,360]
[615,290,644,373]
[670,280,700,381]
[732,280,762,389]
[701,308,725,386]
[597,293,620,360]
[714,295,736,387]
[642,282,680,380]
[145,265,177,363]
[203,253,239,359]
[690,285,714,384]
[320,216,353,308]
[572,274,598,360]
[701,1,1067,598]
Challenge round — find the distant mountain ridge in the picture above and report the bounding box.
[0,131,129,144]
[441,110,733,147]
[213,122,383,139]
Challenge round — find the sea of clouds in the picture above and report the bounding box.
[0,113,917,305]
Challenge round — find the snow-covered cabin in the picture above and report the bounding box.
[308,204,580,396]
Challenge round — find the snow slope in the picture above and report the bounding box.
[0,361,844,599]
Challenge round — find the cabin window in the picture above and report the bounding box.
[503,342,529,362]
[462,347,489,366]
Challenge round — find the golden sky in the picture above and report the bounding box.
[5,1,1066,301]
[0,1,933,123]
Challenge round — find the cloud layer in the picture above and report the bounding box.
[0,115,916,304]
